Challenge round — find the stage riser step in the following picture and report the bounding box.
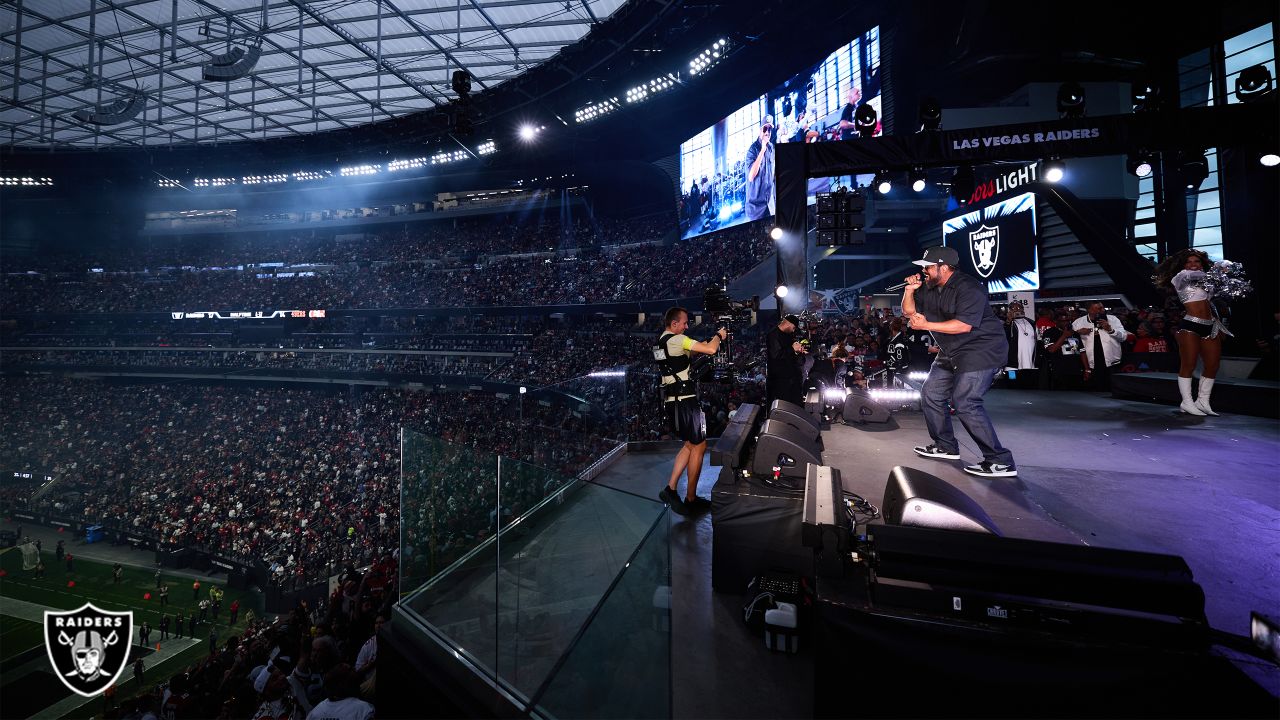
[1110,373,1278,419]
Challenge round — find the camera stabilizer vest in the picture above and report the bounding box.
[654,333,698,401]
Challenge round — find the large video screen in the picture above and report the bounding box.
[679,27,882,239]
[942,191,1039,293]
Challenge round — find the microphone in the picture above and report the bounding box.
[884,273,924,292]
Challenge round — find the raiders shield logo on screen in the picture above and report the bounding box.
[44,603,133,697]
[969,224,1000,279]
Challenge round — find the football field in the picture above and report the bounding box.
[0,545,265,718]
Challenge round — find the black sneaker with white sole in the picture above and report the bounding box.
[913,444,961,460]
[963,461,1018,478]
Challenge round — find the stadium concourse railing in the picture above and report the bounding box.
[394,366,671,718]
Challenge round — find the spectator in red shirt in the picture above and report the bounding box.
[1132,322,1170,353]
[1035,308,1055,332]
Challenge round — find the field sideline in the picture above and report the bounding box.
[0,545,266,718]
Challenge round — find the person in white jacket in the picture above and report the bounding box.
[1071,302,1132,391]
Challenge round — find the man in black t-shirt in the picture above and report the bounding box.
[902,246,1016,478]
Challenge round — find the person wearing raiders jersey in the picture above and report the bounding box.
[883,319,911,380]
[656,306,727,515]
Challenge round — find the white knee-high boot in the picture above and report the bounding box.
[1195,377,1219,416]
[1179,376,1205,415]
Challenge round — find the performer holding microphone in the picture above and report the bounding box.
[900,246,1017,478]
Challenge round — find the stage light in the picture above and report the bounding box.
[338,164,380,177]
[909,167,927,192]
[770,226,784,241]
[452,70,472,98]
[907,371,929,382]
[868,388,921,403]
[823,388,848,403]
[1260,152,1280,167]
[1127,152,1153,178]
[854,103,878,138]
[950,165,975,204]
[874,170,892,194]
[775,285,789,298]
[1235,65,1273,103]
[519,125,538,141]
[430,149,469,165]
[1057,82,1086,118]
[1178,150,1209,190]
[1131,82,1160,113]
[574,98,620,123]
[918,97,942,131]
[689,39,731,76]
[1043,158,1065,183]
[476,140,496,156]
[388,157,430,172]
[626,73,679,104]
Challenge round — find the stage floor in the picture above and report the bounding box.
[599,388,1280,718]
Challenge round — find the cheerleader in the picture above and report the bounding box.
[1153,249,1229,415]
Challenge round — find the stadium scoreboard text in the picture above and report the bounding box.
[169,309,326,320]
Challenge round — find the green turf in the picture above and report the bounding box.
[0,545,267,718]
[0,614,45,662]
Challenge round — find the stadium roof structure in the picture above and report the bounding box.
[0,0,626,149]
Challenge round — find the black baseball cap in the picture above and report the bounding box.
[783,313,800,325]
[912,246,959,268]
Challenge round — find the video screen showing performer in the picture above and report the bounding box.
[679,26,882,239]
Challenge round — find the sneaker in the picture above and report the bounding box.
[659,486,688,515]
[963,461,1018,478]
[913,444,960,460]
[684,496,713,515]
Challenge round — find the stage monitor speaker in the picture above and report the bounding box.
[770,400,821,433]
[804,389,823,422]
[771,415,822,451]
[711,403,762,469]
[751,419,822,478]
[881,466,1002,535]
[843,390,891,424]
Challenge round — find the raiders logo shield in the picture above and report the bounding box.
[969,224,1000,278]
[44,603,133,697]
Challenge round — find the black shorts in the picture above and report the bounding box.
[664,397,707,444]
[1178,318,1215,339]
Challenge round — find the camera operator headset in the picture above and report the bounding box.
[654,306,727,515]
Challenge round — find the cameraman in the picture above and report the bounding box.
[657,307,727,515]
[767,313,806,407]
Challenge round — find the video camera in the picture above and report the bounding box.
[700,281,759,383]
[703,283,756,327]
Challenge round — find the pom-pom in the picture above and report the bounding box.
[1197,259,1253,301]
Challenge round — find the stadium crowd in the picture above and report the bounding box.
[18,212,678,273]
[0,221,770,314]
[106,572,390,719]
